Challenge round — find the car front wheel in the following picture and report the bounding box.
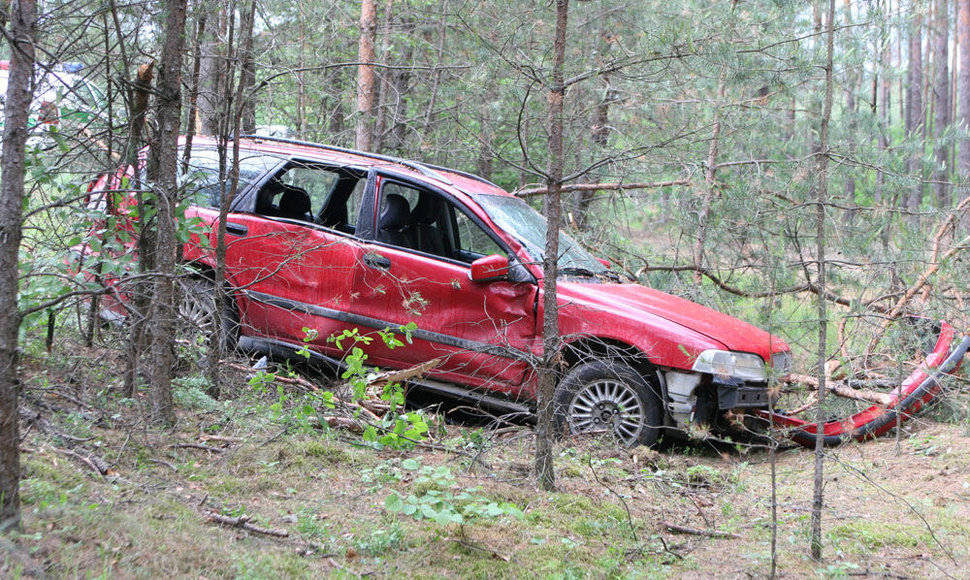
[554,360,663,446]
[178,277,238,355]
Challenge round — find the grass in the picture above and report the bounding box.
[5,334,970,579]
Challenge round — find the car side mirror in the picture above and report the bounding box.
[469,254,509,282]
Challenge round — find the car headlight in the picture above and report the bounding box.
[692,350,767,382]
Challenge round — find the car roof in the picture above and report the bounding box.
[185,135,515,202]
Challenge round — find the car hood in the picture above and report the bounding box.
[558,280,789,361]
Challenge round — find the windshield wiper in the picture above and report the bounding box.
[559,266,628,283]
[559,266,599,277]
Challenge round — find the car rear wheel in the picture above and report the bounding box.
[178,277,238,355]
[554,360,663,446]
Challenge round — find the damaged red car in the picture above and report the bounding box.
[87,136,793,445]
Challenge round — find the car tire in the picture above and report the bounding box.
[554,360,663,446]
[179,277,239,355]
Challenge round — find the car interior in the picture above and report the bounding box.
[253,163,366,235]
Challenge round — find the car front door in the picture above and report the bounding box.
[348,176,538,396]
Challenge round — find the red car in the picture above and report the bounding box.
[88,136,792,445]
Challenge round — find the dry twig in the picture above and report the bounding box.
[203,510,290,537]
[660,520,740,539]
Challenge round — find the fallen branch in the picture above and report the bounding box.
[172,443,225,453]
[787,374,893,406]
[147,458,178,472]
[55,447,114,476]
[866,230,970,361]
[203,510,289,537]
[660,521,740,539]
[450,537,511,562]
[199,434,244,443]
[514,179,690,197]
[227,362,321,392]
[321,416,363,433]
[367,358,442,387]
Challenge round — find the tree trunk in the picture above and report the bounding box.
[183,13,206,173]
[958,0,970,180]
[573,65,616,231]
[842,0,857,226]
[476,85,495,181]
[535,0,568,493]
[0,0,37,532]
[693,74,725,284]
[906,11,925,216]
[355,0,378,151]
[124,62,156,399]
[239,8,257,135]
[199,4,227,136]
[935,0,951,208]
[207,0,256,398]
[387,12,413,154]
[810,0,836,563]
[146,0,188,426]
[296,4,307,138]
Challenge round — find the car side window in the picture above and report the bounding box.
[454,209,505,261]
[342,178,366,233]
[248,163,365,230]
[180,149,280,209]
[279,165,340,213]
[376,180,505,263]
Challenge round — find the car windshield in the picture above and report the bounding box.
[473,194,608,275]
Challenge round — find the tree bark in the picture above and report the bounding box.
[183,13,206,173]
[810,0,836,563]
[124,61,156,399]
[146,0,188,426]
[0,0,36,532]
[239,6,257,135]
[958,0,970,180]
[199,4,227,136]
[693,74,725,284]
[934,0,951,208]
[207,0,256,398]
[906,10,925,216]
[535,0,568,493]
[355,0,378,151]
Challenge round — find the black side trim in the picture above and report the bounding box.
[243,290,532,363]
[238,335,535,418]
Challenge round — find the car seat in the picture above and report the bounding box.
[411,195,445,255]
[277,185,312,221]
[378,193,411,246]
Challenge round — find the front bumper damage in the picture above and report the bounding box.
[764,320,970,448]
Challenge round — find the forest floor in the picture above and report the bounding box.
[4,342,970,579]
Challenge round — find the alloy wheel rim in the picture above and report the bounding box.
[179,289,217,340]
[567,378,644,444]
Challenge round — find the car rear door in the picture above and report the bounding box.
[180,152,365,353]
[217,160,369,355]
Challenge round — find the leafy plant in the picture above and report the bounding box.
[328,324,428,450]
[384,458,524,525]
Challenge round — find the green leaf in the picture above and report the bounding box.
[384,493,403,512]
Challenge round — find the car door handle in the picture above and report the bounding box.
[363,252,391,270]
[226,222,248,236]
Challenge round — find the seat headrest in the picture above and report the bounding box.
[278,185,311,218]
[380,194,410,231]
[411,195,439,226]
